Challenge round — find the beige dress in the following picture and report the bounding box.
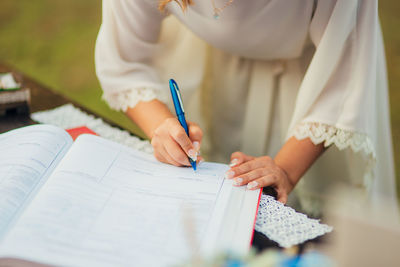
[95,0,398,216]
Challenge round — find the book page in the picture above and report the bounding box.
[0,125,72,239]
[0,134,258,267]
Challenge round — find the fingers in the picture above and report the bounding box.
[152,137,185,166]
[163,138,191,166]
[225,154,289,204]
[235,174,288,204]
[152,128,189,166]
[188,122,202,158]
[151,118,203,166]
[154,148,183,167]
[169,123,197,161]
[188,121,203,144]
[231,168,269,186]
[229,156,273,178]
[248,177,288,204]
[193,141,201,152]
[277,193,288,204]
[229,151,254,167]
[197,156,204,165]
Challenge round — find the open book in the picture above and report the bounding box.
[0,125,261,267]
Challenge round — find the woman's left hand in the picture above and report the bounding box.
[225,151,294,203]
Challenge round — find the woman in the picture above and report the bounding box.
[95,0,398,216]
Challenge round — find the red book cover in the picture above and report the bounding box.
[66,126,98,141]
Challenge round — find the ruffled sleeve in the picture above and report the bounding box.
[289,0,376,161]
[95,0,169,112]
[287,0,398,209]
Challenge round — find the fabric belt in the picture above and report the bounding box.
[241,60,285,156]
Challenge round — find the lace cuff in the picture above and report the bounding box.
[292,121,378,200]
[292,122,376,159]
[102,88,169,112]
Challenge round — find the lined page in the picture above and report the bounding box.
[0,125,72,239]
[0,134,236,267]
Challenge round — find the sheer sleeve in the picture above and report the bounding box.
[289,0,378,161]
[95,0,169,112]
[288,0,397,206]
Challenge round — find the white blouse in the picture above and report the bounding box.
[95,0,398,216]
[95,0,316,107]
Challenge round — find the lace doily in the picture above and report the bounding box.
[255,195,333,248]
[31,105,333,247]
[102,87,169,112]
[31,104,154,154]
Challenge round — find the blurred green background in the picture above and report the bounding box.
[0,0,399,197]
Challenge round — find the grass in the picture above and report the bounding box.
[0,0,399,196]
[0,0,145,137]
[380,1,400,198]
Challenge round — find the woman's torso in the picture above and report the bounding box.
[167,0,315,60]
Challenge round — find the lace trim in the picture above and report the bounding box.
[293,122,376,189]
[102,88,169,112]
[293,122,376,159]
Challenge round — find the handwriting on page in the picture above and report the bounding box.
[0,135,228,267]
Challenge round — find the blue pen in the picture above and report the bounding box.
[169,79,197,171]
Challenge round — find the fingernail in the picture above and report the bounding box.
[247,181,258,190]
[233,177,243,186]
[188,149,197,161]
[229,158,238,167]
[193,141,200,151]
[224,170,235,179]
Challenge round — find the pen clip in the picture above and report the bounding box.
[170,79,185,113]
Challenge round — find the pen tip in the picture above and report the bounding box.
[191,161,197,171]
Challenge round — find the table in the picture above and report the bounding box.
[0,64,319,265]
[0,64,66,133]
[0,64,124,135]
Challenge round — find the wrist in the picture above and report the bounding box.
[125,99,174,139]
[147,116,174,140]
[273,137,325,190]
[273,158,297,191]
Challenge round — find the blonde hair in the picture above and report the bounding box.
[158,0,193,12]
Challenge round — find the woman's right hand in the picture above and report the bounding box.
[151,118,203,166]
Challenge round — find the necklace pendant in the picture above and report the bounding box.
[211,0,234,20]
[213,7,221,19]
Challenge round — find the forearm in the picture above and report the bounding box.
[274,137,325,188]
[125,99,174,139]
